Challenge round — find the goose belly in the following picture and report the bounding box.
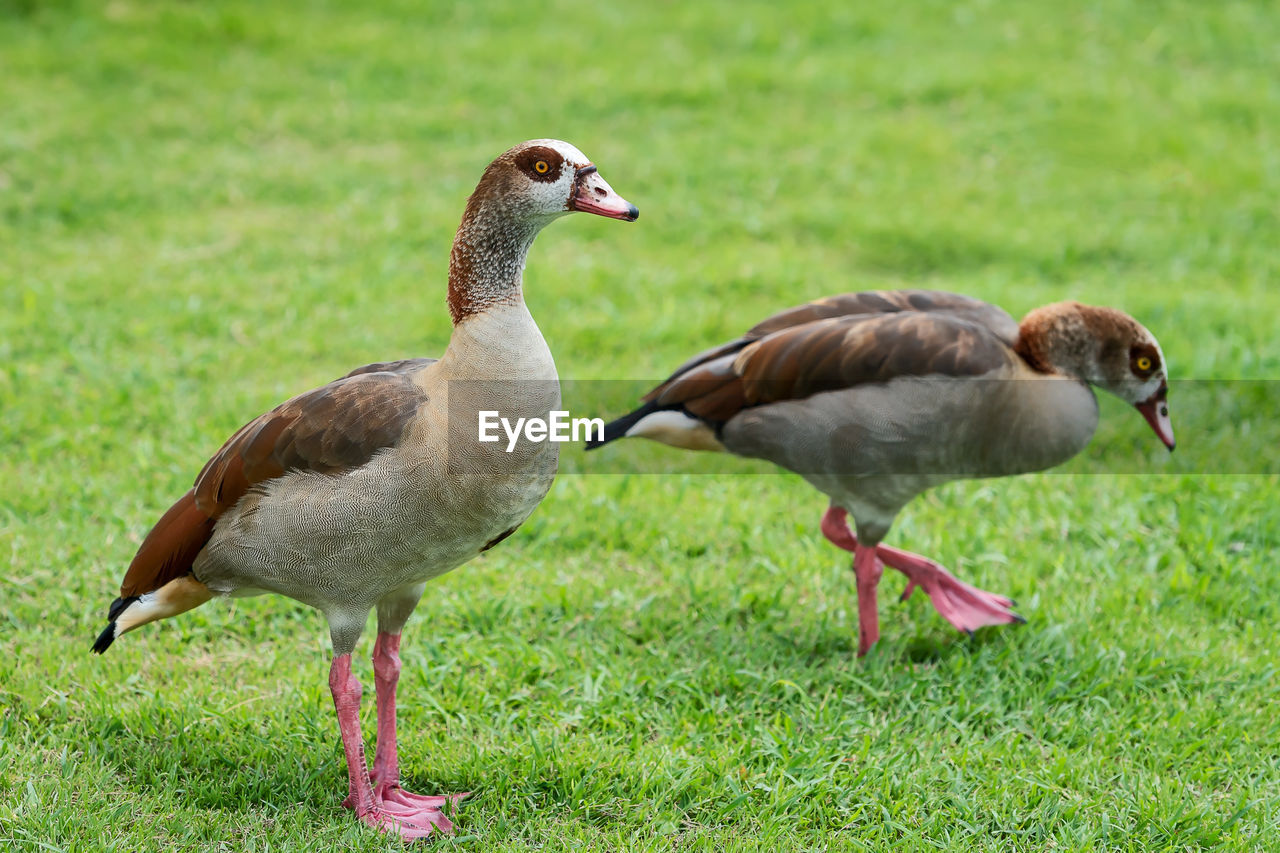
[722,375,1099,517]
[193,440,558,611]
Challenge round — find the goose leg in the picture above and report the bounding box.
[820,506,1022,642]
[820,505,860,552]
[329,654,437,840]
[369,632,467,826]
[852,544,884,656]
[822,505,883,655]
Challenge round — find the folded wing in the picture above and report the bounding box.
[118,359,435,599]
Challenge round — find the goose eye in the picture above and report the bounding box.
[1136,356,1152,371]
[534,160,550,174]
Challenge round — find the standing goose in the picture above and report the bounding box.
[92,140,638,840]
[588,290,1173,656]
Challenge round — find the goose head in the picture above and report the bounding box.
[448,140,637,324]
[468,139,638,227]
[1018,302,1174,451]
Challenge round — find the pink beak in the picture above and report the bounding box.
[570,165,639,221]
[1136,390,1175,451]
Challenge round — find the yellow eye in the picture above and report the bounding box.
[1136,356,1152,371]
[534,160,550,174]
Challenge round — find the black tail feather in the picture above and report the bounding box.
[92,595,137,654]
[91,622,117,654]
[585,400,659,450]
[106,595,137,622]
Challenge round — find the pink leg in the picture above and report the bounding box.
[368,633,467,823]
[820,506,1022,641]
[852,544,883,656]
[329,655,438,840]
[370,632,404,793]
[823,506,882,654]
[820,505,859,552]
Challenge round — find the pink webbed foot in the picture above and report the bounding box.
[356,805,442,841]
[379,785,468,834]
[879,543,1023,634]
[378,783,469,813]
[344,786,467,836]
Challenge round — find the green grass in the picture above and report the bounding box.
[3,0,1279,849]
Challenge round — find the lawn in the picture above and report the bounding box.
[2,0,1279,850]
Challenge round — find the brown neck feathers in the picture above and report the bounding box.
[447,199,539,325]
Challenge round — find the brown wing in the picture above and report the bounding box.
[118,490,217,599]
[649,290,1018,398]
[649,311,1015,423]
[117,361,433,598]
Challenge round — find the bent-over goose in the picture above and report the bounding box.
[588,290,1173,656]
[92,140,638,840]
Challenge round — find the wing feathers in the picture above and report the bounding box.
[117,361,432,603]
[601,291,1018,443]
[119,489,217,599]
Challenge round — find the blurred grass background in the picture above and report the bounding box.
[2,0,1278,850]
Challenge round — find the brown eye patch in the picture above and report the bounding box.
[1130,343,1160,378]
[516,147,563,183]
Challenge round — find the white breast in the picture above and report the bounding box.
[436,301,558,383]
